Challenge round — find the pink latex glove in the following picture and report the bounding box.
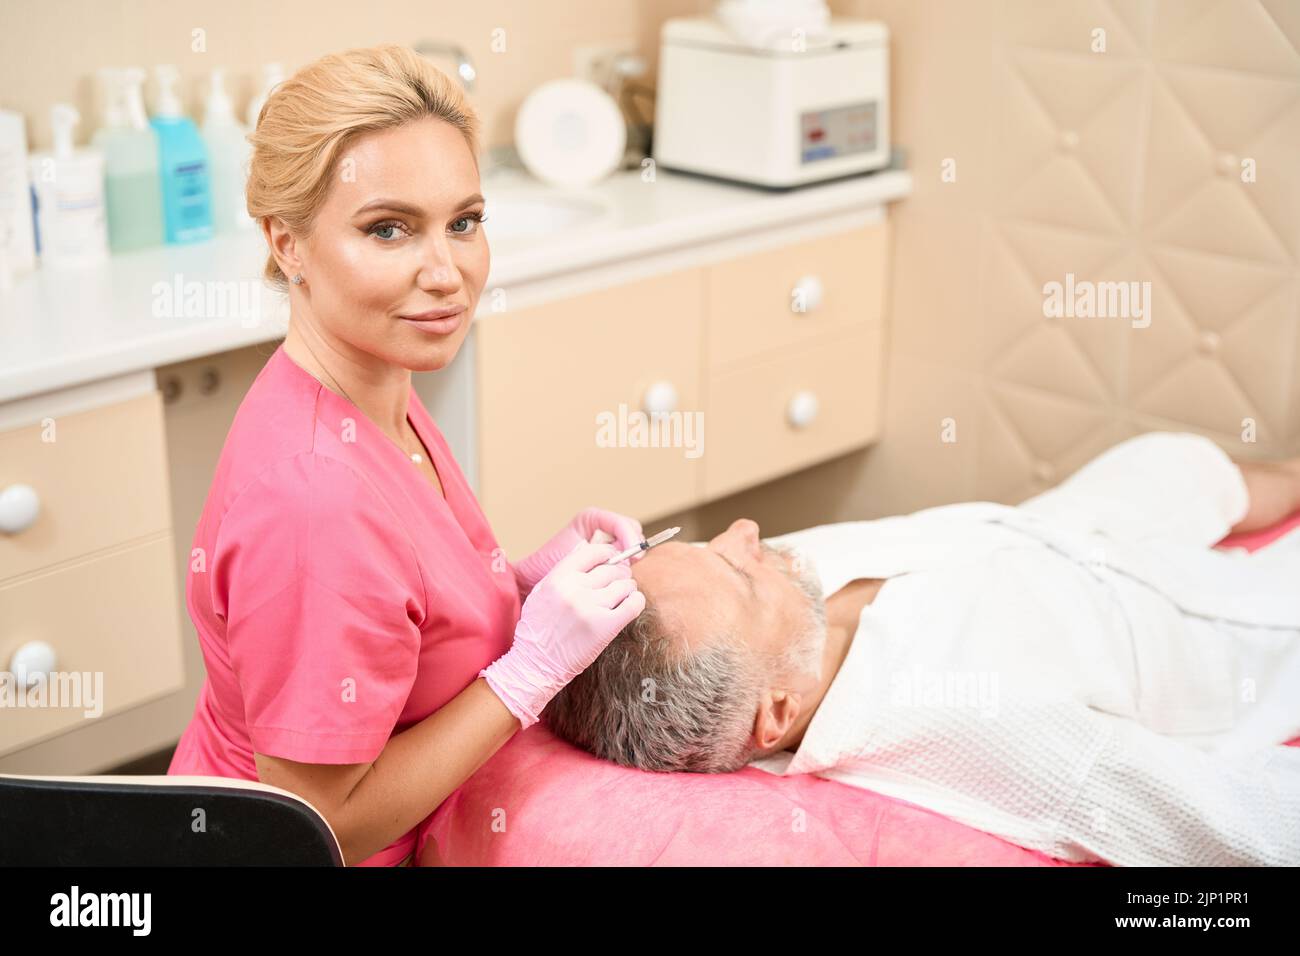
[480,540,646,729]
[511,507,645,600]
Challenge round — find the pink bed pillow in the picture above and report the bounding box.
[420,512,1300,866]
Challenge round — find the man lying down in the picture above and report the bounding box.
[544,431,1300,866]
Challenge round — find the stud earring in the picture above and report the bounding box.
[291,273,304,285]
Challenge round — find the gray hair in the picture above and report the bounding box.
[543,601,767,773]
[543,541,826,773]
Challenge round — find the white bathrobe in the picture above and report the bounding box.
[750,432,1300,866]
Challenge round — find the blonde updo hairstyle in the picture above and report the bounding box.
[246,43,482,293]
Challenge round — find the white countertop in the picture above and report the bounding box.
[0,164,911,404]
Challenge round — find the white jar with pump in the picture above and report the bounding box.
[27,104,109,269]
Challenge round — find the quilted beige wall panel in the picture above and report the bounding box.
[829,0,1300,516]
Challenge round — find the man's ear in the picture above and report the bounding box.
[753,689,801,752]
[263,216,303,280]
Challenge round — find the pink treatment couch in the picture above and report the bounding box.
[420,513,1300,866]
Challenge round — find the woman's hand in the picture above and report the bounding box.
[511,507,645,599]
[481,540,646,729]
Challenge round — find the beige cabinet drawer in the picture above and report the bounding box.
[0,535,184,757]
[703,322,884,501]
[476,268,706,556]
[706,222,889,369]
[0,391,172,581]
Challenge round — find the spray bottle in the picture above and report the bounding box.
[149,64,213,244]
[92,67,164,251]
[201,67,254,235]
[245,62,285,130]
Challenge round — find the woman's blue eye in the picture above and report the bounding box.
[369,220,406,241]
[452,212,487,235]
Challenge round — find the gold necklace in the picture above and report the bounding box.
[297,337,426,465]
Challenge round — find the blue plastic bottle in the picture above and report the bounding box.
[149,65,213,244]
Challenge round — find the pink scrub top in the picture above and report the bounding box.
[167,342,521,866]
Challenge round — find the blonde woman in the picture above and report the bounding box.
[167,45,647,866]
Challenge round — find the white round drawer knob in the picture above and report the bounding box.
[0,483,40,534]
[9,640,57,688]
[791,275,824,313]
[642,381,678,416]
[786,390,819,429]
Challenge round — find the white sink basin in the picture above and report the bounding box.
[481,192,611,242]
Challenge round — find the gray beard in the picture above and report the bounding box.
[761,541,828,682]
